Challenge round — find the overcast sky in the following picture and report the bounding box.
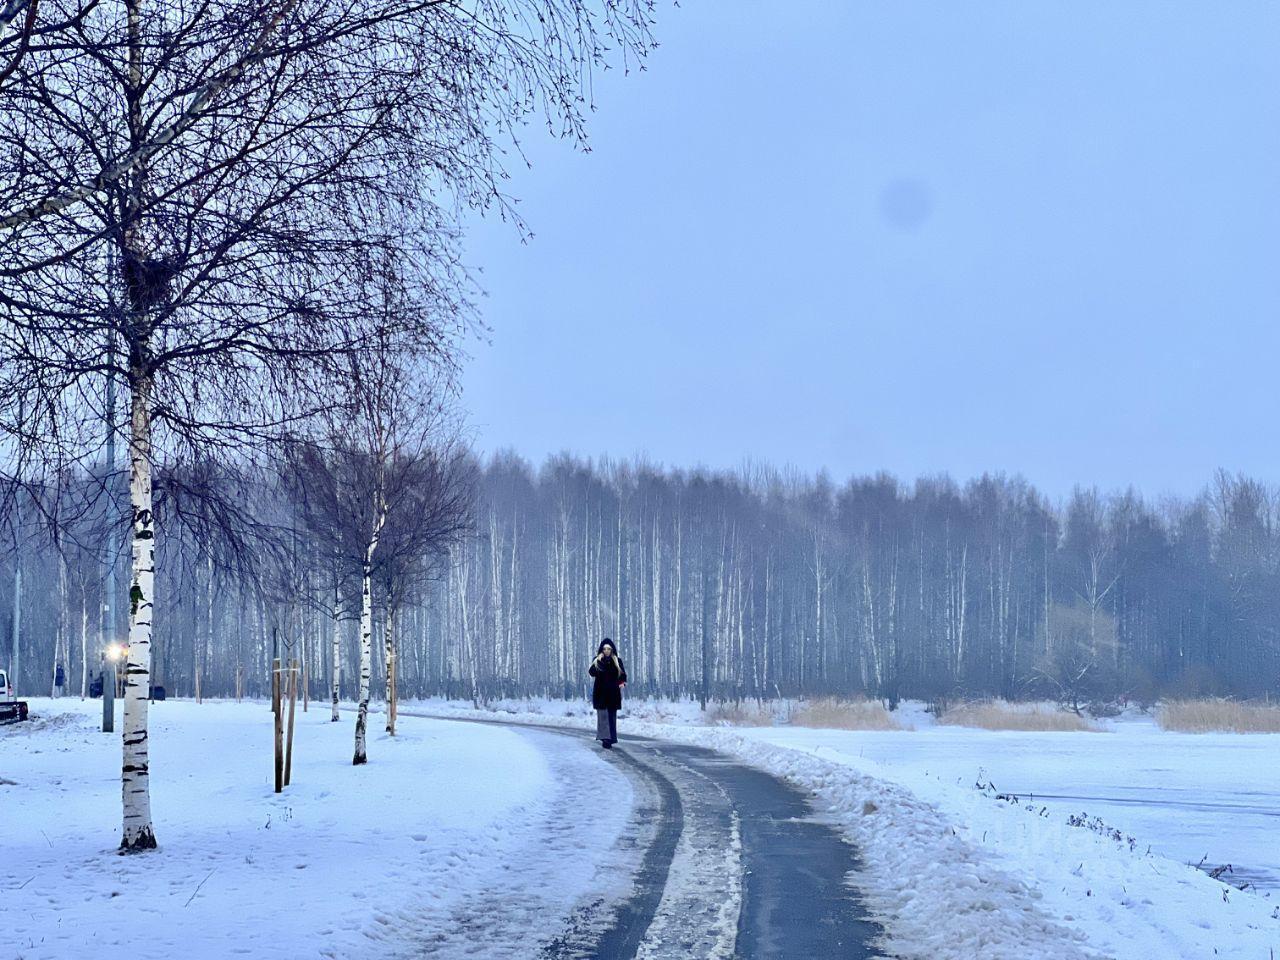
[460,0,1280,502]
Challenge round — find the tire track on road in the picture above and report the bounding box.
[401,713,883,959]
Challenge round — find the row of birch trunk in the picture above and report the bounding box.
[10,459,1280,726]
[10,460,1280,719]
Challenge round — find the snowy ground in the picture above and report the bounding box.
[7,695,1278,960]
[751,703,1280,891]
[411,696,1280,960]
[733,720,1280,960]
[2,698,634,960]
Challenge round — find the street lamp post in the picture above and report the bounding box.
[102,333,117,734]
[103,642,125,733]
[102,650,115,733]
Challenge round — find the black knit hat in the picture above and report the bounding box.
[597,638,618,655]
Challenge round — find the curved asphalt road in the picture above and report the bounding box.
[410,715,883,960]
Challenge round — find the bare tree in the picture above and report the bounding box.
[375,447,473,735]
[0,0,41,89]
[1034,602,1119,715]
[2,0,656,850]
[284,345,469,761]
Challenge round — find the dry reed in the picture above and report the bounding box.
[789,697,905,730]
[940,699,1102,732]
[1157,699,1280,733]
[705,702,777,726]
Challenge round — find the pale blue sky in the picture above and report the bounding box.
[462,1,1280,500]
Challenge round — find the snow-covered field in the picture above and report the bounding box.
[746,704,1280,891]
[412,696,1280,960]
[6,695,1278,960]
[2,698,633,960]
[734,719,1280,960]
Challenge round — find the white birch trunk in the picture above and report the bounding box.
[352,467,386,763]
[508,510,520,684]
[812,531,824,684]
[672,510,682,690]
[863,553,882,688]
[80,586,89,699]
[353,563,374,763]
[458,547,478,704]
[330,589,341,722]
[121,366,157,850]
[52,553,67,697]
[958,546,968,670]
[384,603,396,734]
[651,518,662,690]
[353,523,381,763]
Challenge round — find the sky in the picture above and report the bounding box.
[460,0,1280,502]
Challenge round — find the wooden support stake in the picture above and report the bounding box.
[389,653,397,737]
[272,658,283,794]
[284,660,298,787]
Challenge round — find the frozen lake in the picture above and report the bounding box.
[738,716,1280,893]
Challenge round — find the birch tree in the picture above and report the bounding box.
[284,419,390,765]
[330,568,343,722]
[375,446,471,733]
[2,0,658,849]
[285,349,468,761]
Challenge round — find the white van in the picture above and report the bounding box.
[0,668,28,723]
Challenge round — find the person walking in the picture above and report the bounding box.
[588,639,626,748]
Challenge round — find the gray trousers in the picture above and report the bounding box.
[596,708,617,743]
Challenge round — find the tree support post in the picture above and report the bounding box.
[272,658,283,793]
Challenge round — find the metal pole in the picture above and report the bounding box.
[103,656,115,733]
[10,396,21,696]
[271,627,279,712]
[102,336,118,733]
[272,658,283,792]
[10,561,19,698]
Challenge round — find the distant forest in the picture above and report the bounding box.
[4,455,1278,707]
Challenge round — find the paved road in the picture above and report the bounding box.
[406,714,883,960]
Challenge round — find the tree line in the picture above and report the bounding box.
[6,458,1278,715]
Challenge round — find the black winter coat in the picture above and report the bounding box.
[588,656,627,710]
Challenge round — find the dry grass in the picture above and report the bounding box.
[705,702,777,727]
[789,697,906,731]
[1157,699,1280,733]
[940,700,1102,732]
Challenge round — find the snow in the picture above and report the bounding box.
[408,697,1280,960]
[2,698,634,960]
[7,694,1277,960]
[732,723,1280,960]
[762,707,1280,892]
